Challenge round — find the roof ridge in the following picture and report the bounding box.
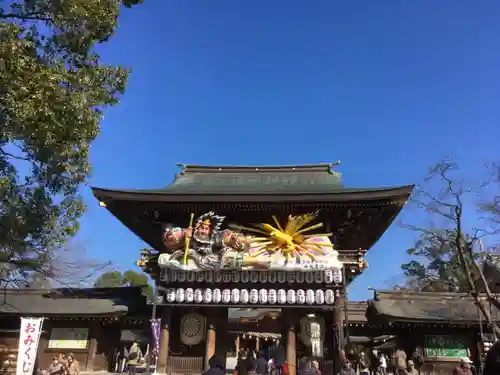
[176,162,341,174]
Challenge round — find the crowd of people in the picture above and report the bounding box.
[203,347,322,375]
[45,353,80,375]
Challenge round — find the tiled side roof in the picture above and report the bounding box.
[0,286,146,316]
[368,290,500,323]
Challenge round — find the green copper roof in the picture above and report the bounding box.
[162,163,344,194]
[92,163,414,203]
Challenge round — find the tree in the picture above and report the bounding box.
[401,159,500,335]
[0,0,143,286]
[94,270,154,301]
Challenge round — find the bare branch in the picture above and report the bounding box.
[399,159,500,335]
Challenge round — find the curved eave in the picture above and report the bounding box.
[0,310,128,318]
[91,185,415,204]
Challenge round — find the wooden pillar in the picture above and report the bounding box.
[235,335,240,354]
[205,322,216,370]
[158,307,171,374]
[86,321,100,371]
[286,325,297,375]
[333,289,345,375]
[214,307,228,362]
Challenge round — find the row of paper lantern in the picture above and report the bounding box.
[162,269,343,284]
[163,288,336,305]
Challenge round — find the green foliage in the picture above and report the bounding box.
[94,270,154,300]
[0,0,142,285]
[401,159,499,293]
[401,229,483,292]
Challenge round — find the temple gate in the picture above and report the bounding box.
[92,163,413,375]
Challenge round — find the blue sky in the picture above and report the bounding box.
[77,1,500,300]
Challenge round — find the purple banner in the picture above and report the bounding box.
[150,318,161,355]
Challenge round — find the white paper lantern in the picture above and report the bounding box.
[277,289,287,304]
[259,272,267,283]
[315,290,325,305]
[204,271,213,282]
[232,271,240,282]
[306,289,315,305]
[287,273,296,283]
[249,289,259,304]
[223,272,231,283]
[178,272,186,282]
[170,270,177,282]
[287,290,296,304]
[212,288,222,303]
[185,288,194,303]
[203,288,212,303]
[166,288,176,303]
[259,289,268,304]
[241,271,249,282]
[268,289,277,304]
[196,272,204,282]
[176,288,185,303]
[305,272,314,283]
[222,289,231,303]
[215,272,223,282]
[314,272,323,283]
[268,272,277,283]
[278,272,286,283]
[231,289,240,303]
[324,270,333,283]
[187,272,195,282]
[325,289,335,304]
[240,289,249,304]
[296,272,304,283]
[250,272,259,283]
[296,289,306,304]
[333,270,342,284]
[194,289,203,303]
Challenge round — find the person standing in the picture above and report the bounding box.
[340,361,355,375]
[127,341,142,375]
[256,351,268,375]
[394,348,407,375]
[66,353,80,375]
[406,360,418,375]
[453,359,473,375]
[203,355,226,375]
[379,353,387,375]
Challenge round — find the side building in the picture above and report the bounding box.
[366,290,498,373]
[0,287,151,374]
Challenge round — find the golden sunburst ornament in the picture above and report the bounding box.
[230,212,333,262]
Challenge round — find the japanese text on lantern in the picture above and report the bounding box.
[16,318,43,375]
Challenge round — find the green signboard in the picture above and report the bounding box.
[425,335,469,358]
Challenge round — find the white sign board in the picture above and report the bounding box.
[16,318,44,375]
[48,328,89,349]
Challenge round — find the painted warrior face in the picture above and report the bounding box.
[196,223,211,240]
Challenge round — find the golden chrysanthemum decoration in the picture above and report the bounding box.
[230,212,333,262]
